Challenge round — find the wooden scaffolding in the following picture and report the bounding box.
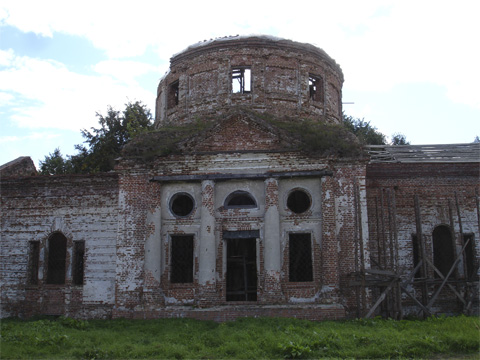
[352,144,480,319]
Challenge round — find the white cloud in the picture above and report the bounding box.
[0,50,156,130]
[93,60,159,85]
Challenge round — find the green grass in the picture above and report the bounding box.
[1,315,479,359]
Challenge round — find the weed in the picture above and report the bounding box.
[279,341,312,359]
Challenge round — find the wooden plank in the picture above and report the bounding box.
[425,258,466,306]
[365,279,397,318]
[414,194,429,308]
[426,238,471,310]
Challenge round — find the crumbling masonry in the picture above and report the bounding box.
[1,36,479,320]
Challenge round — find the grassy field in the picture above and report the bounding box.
[1,315,478,359]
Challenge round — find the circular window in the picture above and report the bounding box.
[170,193,195,217]
[287,189,311,214]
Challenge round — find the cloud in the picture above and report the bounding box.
[93,60,159,85]
[0,49,156,130]
[0,132,61,143]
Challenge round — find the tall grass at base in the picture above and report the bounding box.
[1,315,478,359]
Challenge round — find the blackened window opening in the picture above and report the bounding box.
[289,233,313,282]
[27,241,40,285]
[167,80,179,108]
[72,241,85,285]
[432,225,455,278]
[287,189,311,214]
[309,75,323,102]
[232,67,251,94]
[46,232,67,284]
[464,234,477,279]
[170,193,194,217]
[170,235,194,283]
[225,191,256,208]
[411,234,421,278]
[226,238,257,301]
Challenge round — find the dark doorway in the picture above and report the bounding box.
[226,238,257,301]
[432,225,455,278]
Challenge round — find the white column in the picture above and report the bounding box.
[198,180,216,286]
[263,177,283,300]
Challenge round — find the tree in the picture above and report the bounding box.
[39,148,73,175]
[77,101,153,173]
[391,133,410,145]
[343,114,386,145]
[474,136,480,143]
[41,101,153,175]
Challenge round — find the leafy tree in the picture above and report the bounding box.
[40,101,153,175]
[391,133,410,145]
[343,114,386,145]
[77,101,153,173]
[39,148,73,175]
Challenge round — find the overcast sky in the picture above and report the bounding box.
[1,0,479,168]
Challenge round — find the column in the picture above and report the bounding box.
[198,180,216,295]
[263,177,283,302]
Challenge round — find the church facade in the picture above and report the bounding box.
[1,36,478,320]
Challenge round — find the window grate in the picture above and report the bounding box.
[171,235,194,283]
[289,233,313,282]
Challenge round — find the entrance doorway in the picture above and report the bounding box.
[226,237,257,301]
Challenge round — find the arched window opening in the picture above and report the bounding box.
[225,191,256,209]
[46,232,67,284]
[170,192,195,218]
[432,225,455,278]
[287,189,311,214]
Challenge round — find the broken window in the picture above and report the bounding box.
[432,225,455,278]
[411,234,421,278]
[170,192,195,217]
[170,235,194,283]
[72,241,85,286]
[27,241,40,285]
[167,80,179,108]
[287,189,311,214]
[231,67,251,94]
[225,190,256,209]
[226,237,257,301]
[289,233,313,282]
[46,232,67,285]
[309,75,324,102]
[463,234,477,279]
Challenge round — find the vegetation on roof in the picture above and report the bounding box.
[122,118,215,161]
[121,111,370,162]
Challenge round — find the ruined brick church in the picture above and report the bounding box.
[1,36,479,320]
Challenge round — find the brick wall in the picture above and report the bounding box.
[156,36,343,126]
[366,162,480,315]
[0,173,119,318]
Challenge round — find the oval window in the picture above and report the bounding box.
[287,189,311,214]
[225,191,256,209]
[170,193,195,217]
